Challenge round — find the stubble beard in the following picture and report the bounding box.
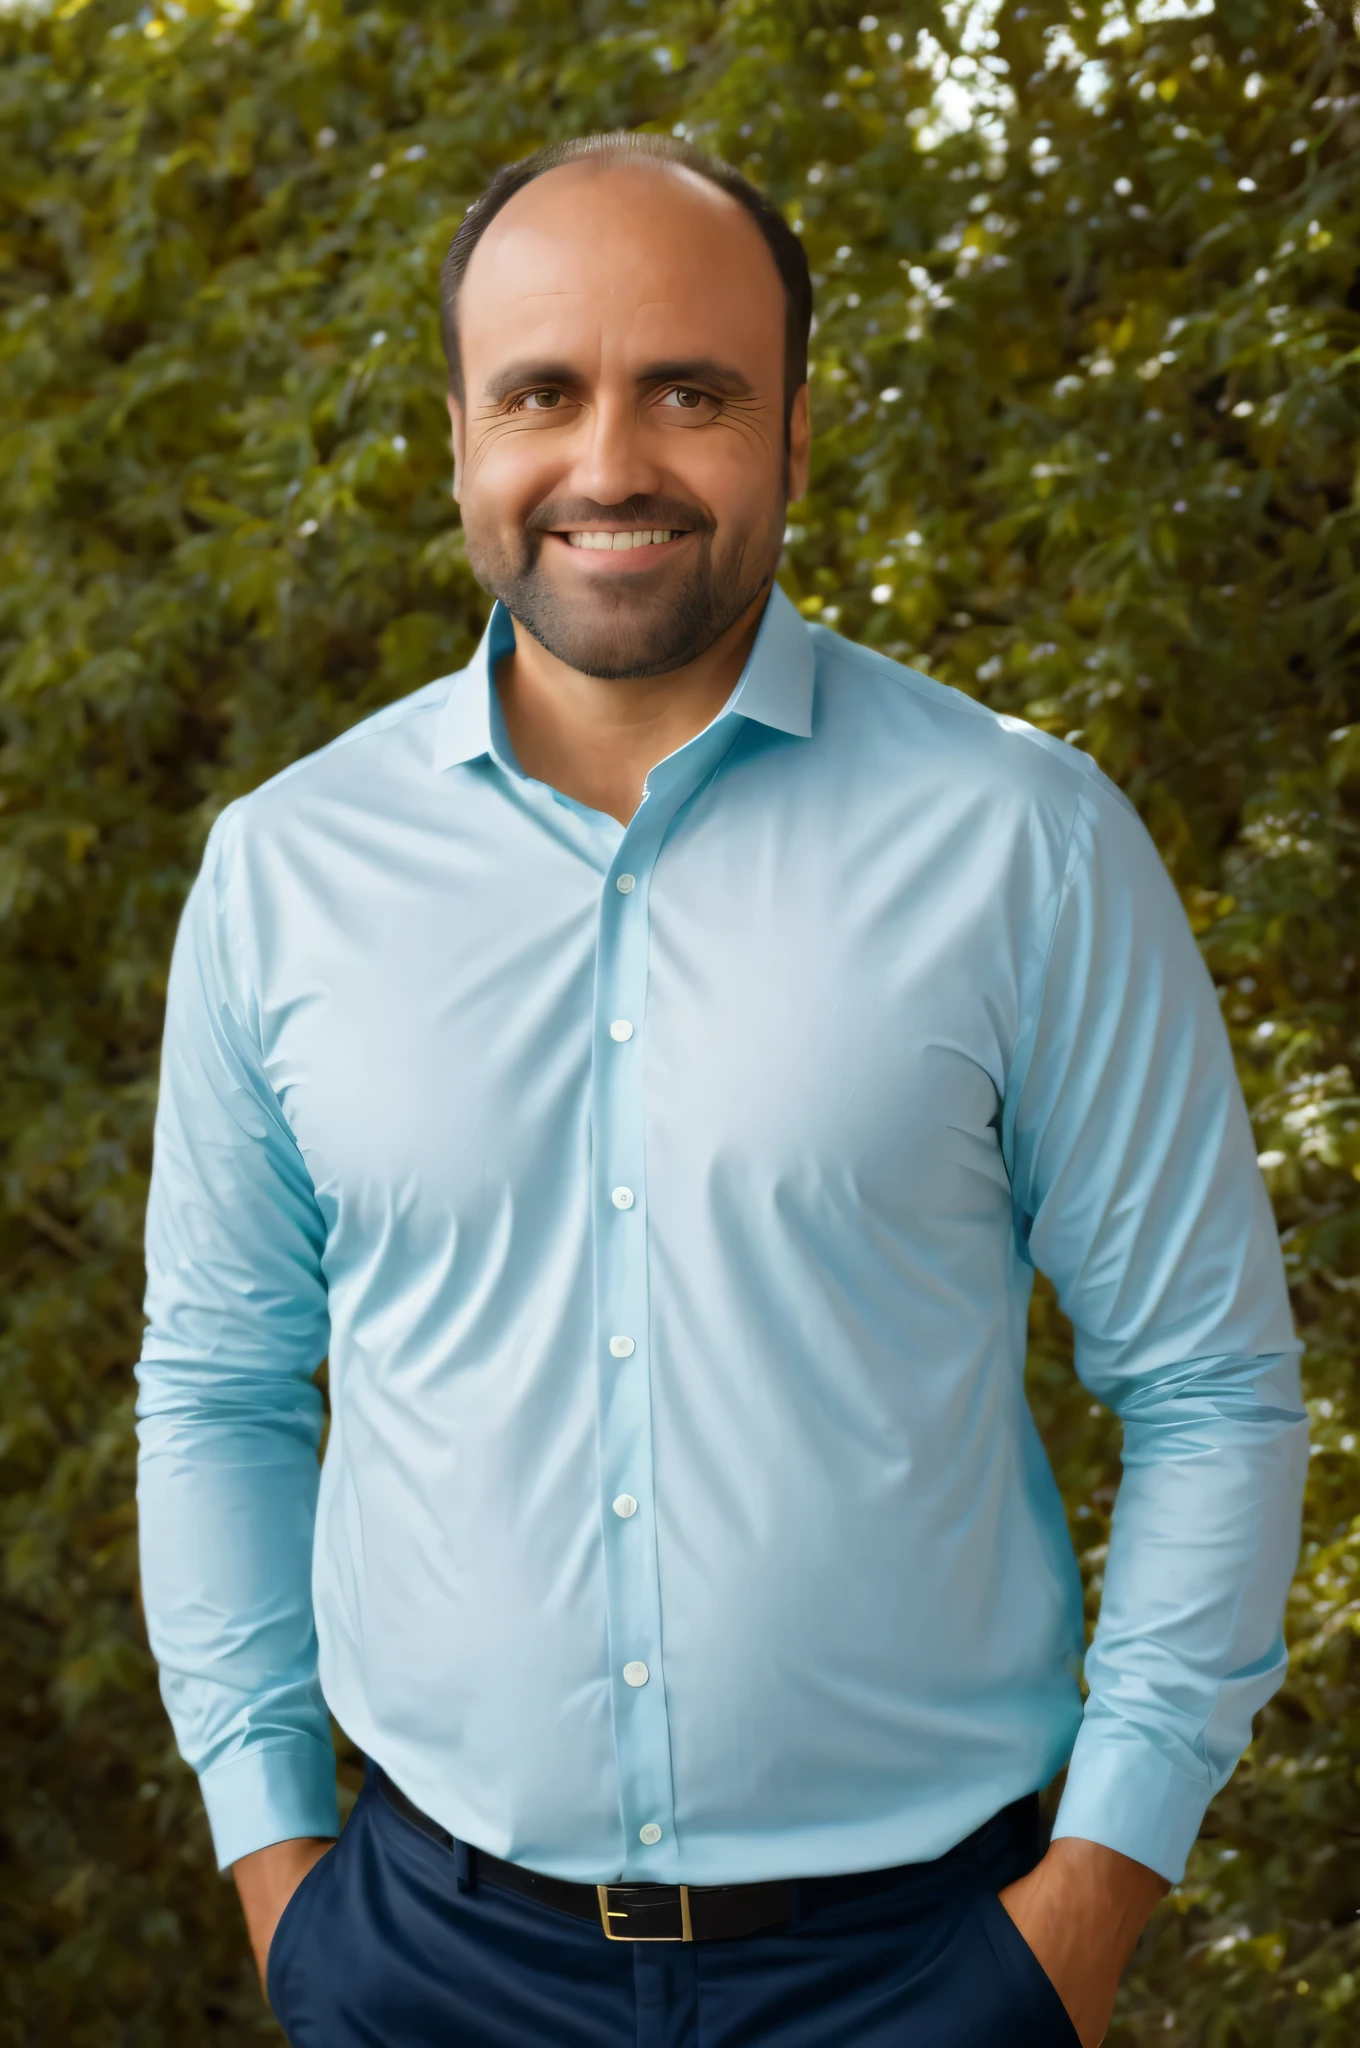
[463,514,779,680]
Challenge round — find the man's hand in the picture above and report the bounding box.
[998,1836,1169,2047]
[233,1835,336,1991]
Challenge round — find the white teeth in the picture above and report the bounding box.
[565,530,677,549]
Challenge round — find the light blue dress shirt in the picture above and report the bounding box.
[136,583,1307,1886]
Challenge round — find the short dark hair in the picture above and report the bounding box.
[439,132,812,426]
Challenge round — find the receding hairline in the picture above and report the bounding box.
[472,148,758,222]
[439,133,813,424]
[457,156,785,352]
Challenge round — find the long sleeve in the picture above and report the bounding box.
[1003,773,1309,1883]
[136,810,336,1870]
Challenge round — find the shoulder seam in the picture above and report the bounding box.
[233,675,455,809]
[814,631,1105,795]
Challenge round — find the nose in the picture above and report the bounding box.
[568,385,663,509]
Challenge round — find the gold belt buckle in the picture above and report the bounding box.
[596,1882,693,1942]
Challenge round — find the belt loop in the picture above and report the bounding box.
[454,1838,477,1894]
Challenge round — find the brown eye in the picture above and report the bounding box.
[522,390,561,411]
[670,388,703,409]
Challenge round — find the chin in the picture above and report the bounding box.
[550,631,700,681]
[524,585,716,680]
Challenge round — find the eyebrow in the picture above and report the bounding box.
[481,360,580,403]
[480,356,757,404]
[635,358,756,397]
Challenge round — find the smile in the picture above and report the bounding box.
[563,530,682,551]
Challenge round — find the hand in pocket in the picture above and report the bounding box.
[996,1838,1168,2048]
[234,1835,337,1992]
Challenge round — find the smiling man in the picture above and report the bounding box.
[136,135,1307,2048]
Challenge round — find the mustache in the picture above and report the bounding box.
[524,495,713,537]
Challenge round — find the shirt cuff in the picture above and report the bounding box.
[198,1740,340,1871]
[1050,1716,1211,1883]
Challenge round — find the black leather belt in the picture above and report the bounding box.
[374,1767,1039,1945]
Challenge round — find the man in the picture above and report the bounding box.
[136,133,1307,2048]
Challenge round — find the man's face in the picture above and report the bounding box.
[448,161,810,680]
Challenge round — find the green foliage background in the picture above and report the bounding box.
[1,0,1357,2039]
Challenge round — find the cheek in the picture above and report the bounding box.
[666,432,781,526]
[463,427,560,514]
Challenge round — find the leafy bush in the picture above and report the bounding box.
[1,1,1356,2041]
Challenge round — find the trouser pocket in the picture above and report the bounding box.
[972,1890,1082,2046]
[265,1839,339,2036]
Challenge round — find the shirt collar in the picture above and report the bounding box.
[432,601,516,771]
[431,580,814,773]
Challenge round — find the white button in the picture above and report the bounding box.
[611,1186,634,1210]
[613,1494,638,1519]
[609,1335,636,1359]
[609,1019,634,1042]
[623,1661,650,1687]
[639,1822,663,1845]
[615,873,636,894]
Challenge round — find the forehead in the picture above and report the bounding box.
[458,160,786,380]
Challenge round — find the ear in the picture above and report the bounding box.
[447,390,466,501]
[785,383,811,505]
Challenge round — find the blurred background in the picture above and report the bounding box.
[1,0,1357,2040]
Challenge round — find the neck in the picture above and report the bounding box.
[495,585,772,825]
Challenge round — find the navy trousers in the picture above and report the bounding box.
[266,1771,1080,2047]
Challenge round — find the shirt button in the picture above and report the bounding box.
[639,1823,663,1845]
[609,1335,636,1359]
[609,1019,634,1042]
[623,1661,649,1687]
[615,874,636,894]
[613,1494,638,1519]
[611,1186,634,1210]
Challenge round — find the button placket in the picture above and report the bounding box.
[588,732,740,1882]
[589,723,746,1882]
[591,810,677,1883]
